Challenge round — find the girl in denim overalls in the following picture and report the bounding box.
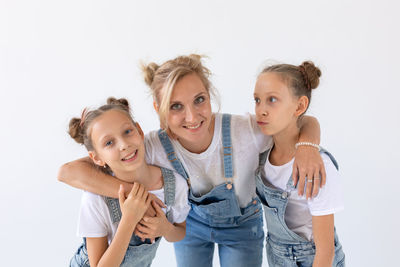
[254,61,346,266]
[67,97,190,267]
[59,55,326,267]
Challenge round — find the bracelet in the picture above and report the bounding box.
[295,142,321,151]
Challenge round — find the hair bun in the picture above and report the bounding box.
[68,117,84,144]
[299,61,321,90]
[107,97,130,110]
[141,62,160,86]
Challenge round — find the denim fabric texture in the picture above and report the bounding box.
[158,114,264,267]
[255,148,345,267]
[70,167,176,267]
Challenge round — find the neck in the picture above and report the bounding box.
[270,121,300,165]
[113,163,161,189]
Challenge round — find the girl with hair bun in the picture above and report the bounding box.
[59,55,326,267]
[68,98,190,267]
[254,62,345,266]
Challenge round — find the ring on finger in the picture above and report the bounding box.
[307,179,313,183]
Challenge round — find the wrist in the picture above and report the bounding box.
[295,141,320,151]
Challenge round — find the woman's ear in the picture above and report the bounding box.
[153,101,159,113]
[88,151,105,167]
[135,122,144,139]
[295,96,309,117]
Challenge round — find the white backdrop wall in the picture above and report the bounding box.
[1,0,399,266]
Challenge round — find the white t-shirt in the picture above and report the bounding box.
[77,173,190,244]
[145,113,273,208]
[261,150,344,241]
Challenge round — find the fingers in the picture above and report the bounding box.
[311,171,320,198]
[152,195,166,208]
[320,164,327,188]
[292,165,299,187]
[118,184,125,207]
[297,168,306,196]
[128,182,140,198]
[305,176,313,199]
[152,200,164,215]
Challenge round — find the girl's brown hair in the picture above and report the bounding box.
[141,54,219,128]
[68,97,134,151]
[260,61,321,114]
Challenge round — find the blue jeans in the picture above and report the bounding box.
[174,208,264,267]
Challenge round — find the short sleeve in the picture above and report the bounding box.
[308,154,344,216]
[77,192,110,238]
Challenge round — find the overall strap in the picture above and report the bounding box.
[320,147,339,170]
[221,114,233,178]
[258,149,270,168]
[157,129,189,180]
[160,167,176,222]
[103,196,122,224]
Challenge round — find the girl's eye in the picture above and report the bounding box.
[125,129,132,135]
[269,97,277,103]
[254,97,260,104]
[170,103,183,110]
[105,140,113,147]
[194,96,205,104]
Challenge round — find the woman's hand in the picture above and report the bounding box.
[119,183,151,224]
[293,146,326,199]
[134,200,171,241]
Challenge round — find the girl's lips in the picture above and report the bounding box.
[257,121,268,126]
[122,150,138,162]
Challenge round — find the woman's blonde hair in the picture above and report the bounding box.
[141,54,218,128]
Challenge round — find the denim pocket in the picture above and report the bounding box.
[192,199,231,217]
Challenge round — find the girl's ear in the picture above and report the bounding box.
[295,96,309,117]
[88,151,105,167]
[135,122,144,139]
[153,101,159,113]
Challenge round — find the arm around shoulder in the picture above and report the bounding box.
[57,157,131,198]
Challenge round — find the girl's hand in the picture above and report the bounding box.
[143,194,166,217]
[293,146,327,199]
[118,184,151,224]
[134,200,171,241]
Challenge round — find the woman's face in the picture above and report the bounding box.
[254,72,299,136]
[165,73,213,152]
[89,110,145,178]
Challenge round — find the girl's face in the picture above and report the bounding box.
[254,72,300,136]
[88,110,145,177]
[165,73,213,152]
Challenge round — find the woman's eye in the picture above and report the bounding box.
[254,97,260,104]
[170,103,183,110]
[194,96,205,104]
[125,129,132,135]
[269,97,277,103]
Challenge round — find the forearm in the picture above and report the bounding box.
[312,214,335,267]
[312,248,334,267]
[97,217,139,267]
[298,115,320,144]
[163,221,186,242]
[57,157,132,198]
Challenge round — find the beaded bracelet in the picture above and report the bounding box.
[295,142,321,151]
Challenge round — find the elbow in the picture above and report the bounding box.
[57,162,71,184]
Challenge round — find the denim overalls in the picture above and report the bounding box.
[158,114,264,267]
[70,167,176,267]
[255,148,346,267]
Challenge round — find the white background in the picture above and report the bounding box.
[1,0,399,266]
